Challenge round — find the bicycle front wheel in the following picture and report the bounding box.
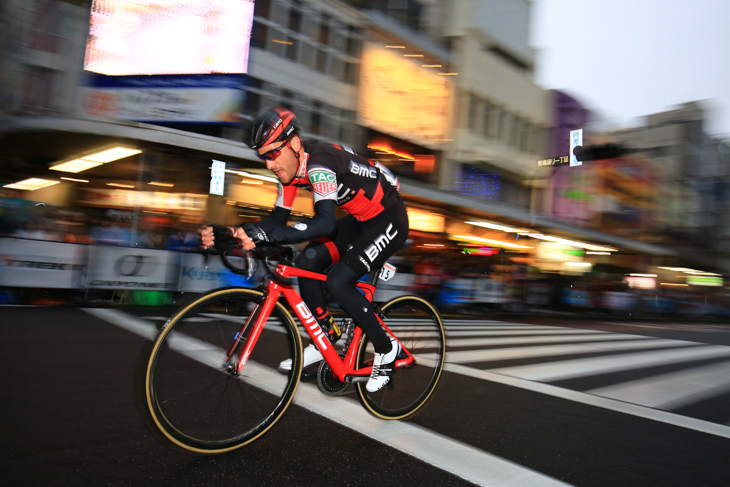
[146,288,302,454]
[355,296,446,420]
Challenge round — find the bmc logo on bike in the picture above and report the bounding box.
[364,223,398,262]
[295,301,329,351]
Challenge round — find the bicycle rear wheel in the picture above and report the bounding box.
[146,288,302,454]
[355,296,445,420]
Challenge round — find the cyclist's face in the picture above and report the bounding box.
[257,138,299,184]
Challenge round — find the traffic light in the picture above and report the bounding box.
[572,143,632,162]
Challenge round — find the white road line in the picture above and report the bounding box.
[445,329,606,337]
[587,361,730,410]
[447,363,730,440]
[492,345,730,382]
[446,333,651,349]
[447,339,700,364]
[395,334,650,353]
[83,308,570,487]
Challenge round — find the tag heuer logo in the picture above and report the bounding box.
[309,169,337,195]
[309,170,336,184]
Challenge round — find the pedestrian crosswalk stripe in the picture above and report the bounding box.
[492,345,730,382]
[587,360,730,410]
[445,329,606,337]
[447,339,702,364]
[445,333,652,348]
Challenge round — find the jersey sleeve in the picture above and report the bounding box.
[306,153,339,204]
[275,181,298,210]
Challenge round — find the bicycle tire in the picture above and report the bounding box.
[146,287,302,454]
[355,296,446,420]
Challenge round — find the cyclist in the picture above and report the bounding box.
[200,107,409,392]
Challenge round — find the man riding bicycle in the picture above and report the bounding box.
[200,107,410,392]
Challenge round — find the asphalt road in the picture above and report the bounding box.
[3,306,730,486]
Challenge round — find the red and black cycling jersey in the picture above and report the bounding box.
[275,142,401,221]
[245,142,403,246]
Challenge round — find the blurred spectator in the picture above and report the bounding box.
[166,223,199,251]
[13,219,59,241]
[138,216,166,249]
[90,216,125,245]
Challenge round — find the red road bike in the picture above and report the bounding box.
[145,235,446,454]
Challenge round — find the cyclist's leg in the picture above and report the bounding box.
[326,202,409,354]
[294,215,357,324]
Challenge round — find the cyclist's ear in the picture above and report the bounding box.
[290,135,302,152]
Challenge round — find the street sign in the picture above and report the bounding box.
[570,129,583,167]
[537,156,570,167]
[210,160,225,195]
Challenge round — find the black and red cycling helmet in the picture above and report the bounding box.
[246,107,301,150]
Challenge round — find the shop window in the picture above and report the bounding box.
[347,36,362,58]
[329,56,345,80]
[483,102,494,138]
[284,36,299,61]
[508,117,519,147]
[316,49,328,73]
[289,8,302,33]
[301,42,317,69]
[254,0,271,19]
[331,28,347,53]
[23,66,54,112]
[302,13,319,40]
[31,0,60,53]
[251,21,267,49]
[344,61,358,84]
[271,0,289,26]
[319,14,330,45]
[245,91,261,115]
[467,94,480,131]
[519,120,530,152]
[267,27,287,57]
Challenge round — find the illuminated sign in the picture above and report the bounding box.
[407,208,445,233]
[687,276,723,287]
[84,0,254,76]
[77,74,244,123]
[358,44,452,148]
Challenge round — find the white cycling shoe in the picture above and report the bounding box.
[278,344,323,374]
[366,337,401,393]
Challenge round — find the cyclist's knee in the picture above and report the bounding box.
[294,244,329,272]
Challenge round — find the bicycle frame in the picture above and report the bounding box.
[231,263,415,383]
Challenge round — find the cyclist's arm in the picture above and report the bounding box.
[252,206,291,230]
[267,199,336,244]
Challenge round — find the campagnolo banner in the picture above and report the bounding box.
[86,246,177,290]
[0,238,86,289]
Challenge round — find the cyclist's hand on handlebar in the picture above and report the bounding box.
[198,225,240,250]
[198,225,215,249]
[240,224,270,250]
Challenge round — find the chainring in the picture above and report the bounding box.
[316,353,351,396]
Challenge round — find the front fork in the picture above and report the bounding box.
[222,289,280,375]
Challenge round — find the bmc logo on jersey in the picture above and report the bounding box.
[309,169,337,195]
[350,160,377,179]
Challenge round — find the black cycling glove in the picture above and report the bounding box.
[242,223,271,245]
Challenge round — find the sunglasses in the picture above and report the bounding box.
[257,141,290,163]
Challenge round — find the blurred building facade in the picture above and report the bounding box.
[607,102,730,266]
[3,0,726,296]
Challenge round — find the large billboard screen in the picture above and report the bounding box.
[84,0,254,76]
[358,44,452,148]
